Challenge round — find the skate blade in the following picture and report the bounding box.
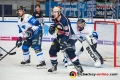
[64,63,68,68]
[48,71,57,74]
[21,63,30,67]
[37,66,47,69]
[77,72,83,77]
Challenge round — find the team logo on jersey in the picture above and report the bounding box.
[57,25,62,29]
[52,42,54,45]
[69,71,76,78]
[64,26,69,30]
[21,25,26,29]
[55,28,58,33]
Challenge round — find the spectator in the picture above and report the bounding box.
[32,4,44,25]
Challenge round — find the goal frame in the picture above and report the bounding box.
[94,20,120,67]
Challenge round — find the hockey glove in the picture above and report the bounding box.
[49,24,56,35]
[60,41,68,50]
[16,37,22,48]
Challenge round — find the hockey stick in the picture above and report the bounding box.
[0,46,17,61]
[0,47,16,55]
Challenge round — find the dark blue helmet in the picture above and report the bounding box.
[77,18,86,24]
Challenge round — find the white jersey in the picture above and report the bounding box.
[17,14,40,38]
[71,25,95,39]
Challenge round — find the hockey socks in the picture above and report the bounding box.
[36,51,45,63]
[23,51,30,61]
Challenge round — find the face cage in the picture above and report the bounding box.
[77,22,85,28]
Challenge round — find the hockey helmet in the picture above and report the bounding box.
[77,18,86,24]
[17,6,26,12]
[53,6,61,12]
[77,18,86,31]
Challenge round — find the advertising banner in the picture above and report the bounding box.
[96,2,113,19]
[86,1,96,18]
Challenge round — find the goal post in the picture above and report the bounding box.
[94,21,120,67]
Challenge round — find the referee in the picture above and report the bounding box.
[33,4,44,25]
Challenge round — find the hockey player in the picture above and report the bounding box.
[48,6,83,75]
[63,18,103,68]
[16,6,46,68]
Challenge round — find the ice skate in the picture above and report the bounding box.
[36,61,47,69]
[21,55,31,66]
[63,59,68,67]
[76,65,84,76]
[48,62,58,74]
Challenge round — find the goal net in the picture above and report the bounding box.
[94,21,120,67]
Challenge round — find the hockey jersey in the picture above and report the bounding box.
[17,14,41,38]
[71,25,98,39]
[52,13,74,42]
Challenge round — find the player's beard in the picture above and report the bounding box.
[18,11,25,17]
[20,13,25,18]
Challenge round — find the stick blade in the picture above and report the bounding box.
[9,52,16,55]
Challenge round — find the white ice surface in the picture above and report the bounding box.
[0,41,120,80]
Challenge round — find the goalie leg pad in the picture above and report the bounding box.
[82,40,103,67]
[75,40,83,56]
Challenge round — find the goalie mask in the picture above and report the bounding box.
[77,18,86,31]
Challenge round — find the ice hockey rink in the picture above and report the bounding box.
[0,41,120,80]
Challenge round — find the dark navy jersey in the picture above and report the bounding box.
[52,13,74,42]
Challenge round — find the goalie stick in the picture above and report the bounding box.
[0,46,17,61]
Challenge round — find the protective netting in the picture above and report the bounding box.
[94,21,120,67]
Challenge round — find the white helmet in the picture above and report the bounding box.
[53,6,61,12]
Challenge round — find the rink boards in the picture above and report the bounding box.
[0,22,120,80]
